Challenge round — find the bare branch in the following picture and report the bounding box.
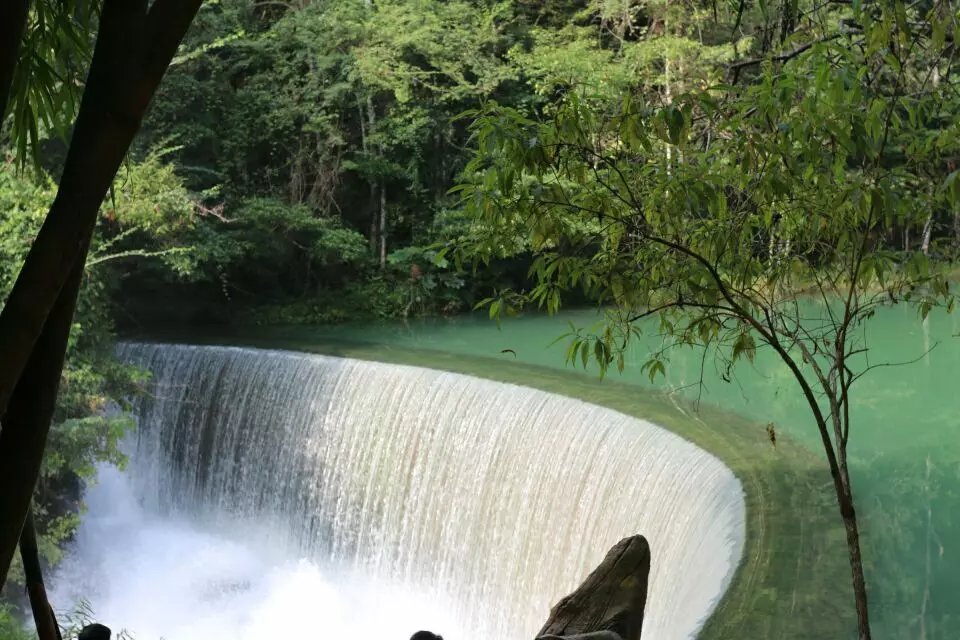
[729,34,843,79]
[850,342,940,385]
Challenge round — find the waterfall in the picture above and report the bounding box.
[56,343,745,640]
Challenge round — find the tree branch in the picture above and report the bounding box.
[850,342,939,385]
[626,299,735,324]
[85,246,190,268]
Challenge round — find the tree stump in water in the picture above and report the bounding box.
[536,535,650,640]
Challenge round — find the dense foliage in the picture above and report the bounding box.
[124,0,960,326]
[119,0,761,323]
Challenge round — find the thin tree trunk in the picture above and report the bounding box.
[664,34,672,171]
[921,213,933,256]
[0,0,202,589]
[369,185,378,253]
[365,95,383,260]
[379,183,387,268]
[773,338,872,640]
[359,99,377,253]
[823,445,872,640]
[19,504,62,640]
[0,0,31,122]
[836,468,871,640]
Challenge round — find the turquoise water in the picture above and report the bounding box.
[286,305,960,639]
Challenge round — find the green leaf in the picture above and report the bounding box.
[666,107,686,146]
[731,331,756,363]
[489,299,501,320]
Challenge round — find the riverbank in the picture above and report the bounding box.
[170,330,854,638]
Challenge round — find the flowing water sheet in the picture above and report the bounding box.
[55,344,746,640]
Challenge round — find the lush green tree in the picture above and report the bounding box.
[196,196,367,296]
[129,0,819,325]
[455,3,959,638]
[509,1,743,110]
[131,0,525,318]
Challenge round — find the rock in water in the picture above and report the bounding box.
[536,535,650,640]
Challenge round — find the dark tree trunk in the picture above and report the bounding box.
[364,96,382,260]
[778,340,873,640]
[19,504,62,640]
[837,468,871,640]
[0,0,136,416]
[0,0,31,121]
[0,260,84,590]
[818,438,872,640]
[0,0,202,589]
[358,99,378,254]
[0,0,201,420]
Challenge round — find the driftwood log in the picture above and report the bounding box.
[535,535,650,640]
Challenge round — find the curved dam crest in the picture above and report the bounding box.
[59,343,746,639]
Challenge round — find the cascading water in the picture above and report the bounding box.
[54,343,745,639]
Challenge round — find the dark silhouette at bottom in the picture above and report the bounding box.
[78,624,111,640]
